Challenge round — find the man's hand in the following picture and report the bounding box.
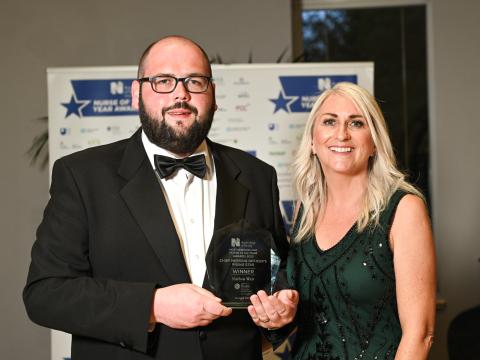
[151,284,232,329]
[248,289,299,329]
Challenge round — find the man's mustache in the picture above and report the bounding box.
[162,102,198,117]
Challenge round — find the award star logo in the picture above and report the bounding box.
[61,94,89,118]
[269,90,296,114]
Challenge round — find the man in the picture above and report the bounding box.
[24,36,297,360]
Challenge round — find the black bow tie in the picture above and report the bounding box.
[154,154,207,179]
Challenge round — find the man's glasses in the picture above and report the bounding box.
[137,75,212,94]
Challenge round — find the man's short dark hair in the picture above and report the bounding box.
[137,35,212,78]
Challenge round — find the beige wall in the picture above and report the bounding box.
[1,0,479,359]
[0,1,291,359]
[429,0,480,359]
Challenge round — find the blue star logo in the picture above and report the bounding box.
[269,90,296,114]
[61,95,89,118]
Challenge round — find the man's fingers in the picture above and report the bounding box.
[153,284,234,329]
[202,300,232,317]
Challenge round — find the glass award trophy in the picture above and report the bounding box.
[205,219,282,309]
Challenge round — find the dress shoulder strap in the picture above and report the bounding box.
[379,190,409,230]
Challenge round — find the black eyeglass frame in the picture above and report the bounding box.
[137,75,212,94]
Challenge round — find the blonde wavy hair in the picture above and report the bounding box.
[293,82,422,242]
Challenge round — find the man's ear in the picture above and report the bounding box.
[131,80,140,110]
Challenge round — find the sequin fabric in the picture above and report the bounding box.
[287,191,407,360]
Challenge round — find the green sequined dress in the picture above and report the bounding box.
[287,191,407,360]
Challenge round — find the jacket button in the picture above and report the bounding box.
[119,341,126,348]
[199,330,207,340]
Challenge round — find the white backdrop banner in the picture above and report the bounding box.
[47,62,373,360]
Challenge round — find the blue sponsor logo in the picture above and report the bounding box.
[61,79,137,118]
[268,123,279,131]
[246,150,257,157]
[269,75,358,114]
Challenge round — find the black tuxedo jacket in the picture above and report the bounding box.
[24,130,288,360]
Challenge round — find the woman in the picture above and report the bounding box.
[287,82,435,359]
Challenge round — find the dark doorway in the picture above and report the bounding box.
[300,5,430,203]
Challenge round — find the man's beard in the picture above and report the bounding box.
[139,94,214,155]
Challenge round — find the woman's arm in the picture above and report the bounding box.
[390,194,436,360]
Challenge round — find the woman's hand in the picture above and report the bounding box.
[248,289,299,329]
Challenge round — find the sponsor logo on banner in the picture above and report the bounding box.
[268,123,279,131]
[106,125,122,135]
[269,75,358,113]
[268,136,278,145]
[80,127,99,134]
[87,138,101,146]
[288,123,305,130]
[227,118,245,123]
[61,79,137,118]
[226,126,251,132]
[235,103,250,112]
[269,150,286,156]
[237,91,250,99]
[59,141,82,150]
[233,77,250,85]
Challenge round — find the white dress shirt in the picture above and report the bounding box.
[142,131,217,286]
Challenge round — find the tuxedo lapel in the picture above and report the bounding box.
[210,142,249,231]
[118,131,190,284]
